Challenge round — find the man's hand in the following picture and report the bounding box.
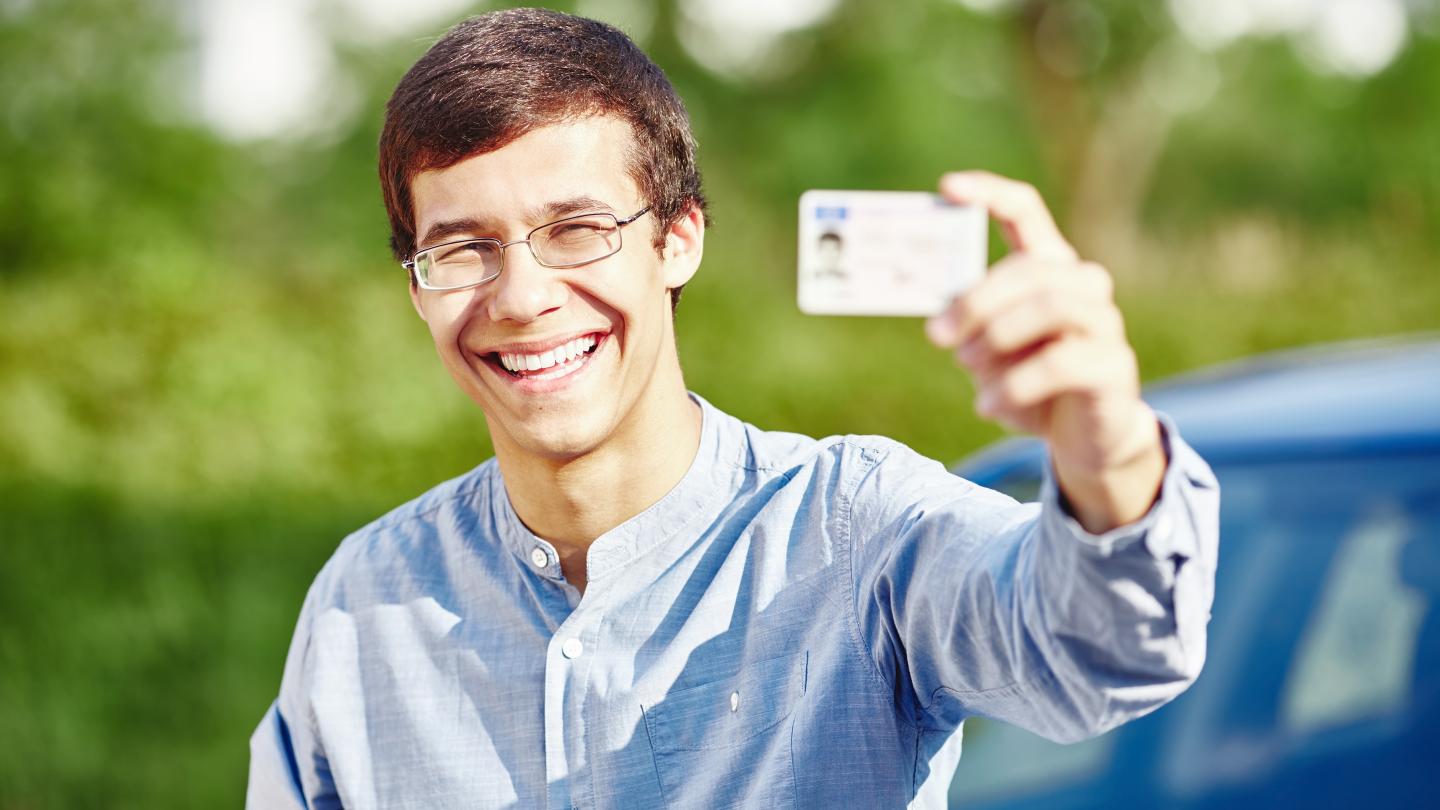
[924,171,1166,534]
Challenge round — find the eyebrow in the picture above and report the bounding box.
[416,195,616,249]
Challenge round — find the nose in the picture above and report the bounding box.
[485,243,567,323]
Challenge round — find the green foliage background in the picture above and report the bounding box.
[1,0,1437,806]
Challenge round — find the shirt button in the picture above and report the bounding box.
[530,546,549,568]
[561,638,584,659]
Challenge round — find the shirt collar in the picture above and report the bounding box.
[491,391,745,581]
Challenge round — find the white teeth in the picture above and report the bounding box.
[497,334,599,374]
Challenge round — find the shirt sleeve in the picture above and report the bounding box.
[246,583,344,809]
[844,409,1220,743]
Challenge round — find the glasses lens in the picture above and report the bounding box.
[417,240,503,289]
[533,214,622,268]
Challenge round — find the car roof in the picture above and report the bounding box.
[956,335,1440,474]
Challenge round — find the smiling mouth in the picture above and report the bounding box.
[484,332,605,380]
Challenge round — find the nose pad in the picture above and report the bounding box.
[486,244,567,323]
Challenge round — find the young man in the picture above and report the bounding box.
[248,9,1218,809]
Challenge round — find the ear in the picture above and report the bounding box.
[408,280,428,321]
[660,203,705,290]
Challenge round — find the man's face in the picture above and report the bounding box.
[408,116,703,461]
[816,236,842,271]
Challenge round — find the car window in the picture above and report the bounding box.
[1161,454,1440,796]
[983,466,1042,504]
[1281,501,1427,734]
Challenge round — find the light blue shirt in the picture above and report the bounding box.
[248,393,1219,809]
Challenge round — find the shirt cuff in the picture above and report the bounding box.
[1037,409,1199,561]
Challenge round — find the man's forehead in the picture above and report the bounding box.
[411,116,640,238]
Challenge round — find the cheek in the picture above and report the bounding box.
[566,276,647,328]
[420,297,478,349]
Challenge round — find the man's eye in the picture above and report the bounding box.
[436,242,491,262]
[555,223,603,235]
[549,222,608,243]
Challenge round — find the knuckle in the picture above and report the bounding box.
[956,335,993,371]
[1100,343,1136,382]
[1105,307,1127,337]
[995,375,1022,409]
[1055,337,1091,374]
[980,320,1009,352]
[1083,261,1114,297]
[1036,286,1066,323]
[986,253,1023,278]
[1038,347,1066,379]
[1041,282,1066,309]
[1121,343,1139,373]
[949,294,972,321]
[971,322,998,354]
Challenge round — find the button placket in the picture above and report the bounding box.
[544,625,585,807]
[543,585,611,810]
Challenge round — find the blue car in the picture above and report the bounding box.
[947,337,1440,809]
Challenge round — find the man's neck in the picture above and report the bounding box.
[493,377,703,593]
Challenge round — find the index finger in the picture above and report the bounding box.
[939,170,1077,262]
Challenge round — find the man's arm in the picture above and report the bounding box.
[924,170,1166,534]
[842,171,1219,742]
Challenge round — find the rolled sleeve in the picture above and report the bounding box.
[1040,412,1213,559]
[1038,410,1221,669]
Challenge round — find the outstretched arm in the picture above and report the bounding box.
[846,172,1219,742]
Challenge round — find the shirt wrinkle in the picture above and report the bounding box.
[838,442,925,731]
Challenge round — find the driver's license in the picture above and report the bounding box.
[797,190,987,317]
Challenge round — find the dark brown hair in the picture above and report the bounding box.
[379,8,708,310]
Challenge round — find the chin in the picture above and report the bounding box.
[488,408,613,462]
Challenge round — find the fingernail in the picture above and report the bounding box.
[925,316,954,345]
[976,390,996,415]
[941,173,974,199]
